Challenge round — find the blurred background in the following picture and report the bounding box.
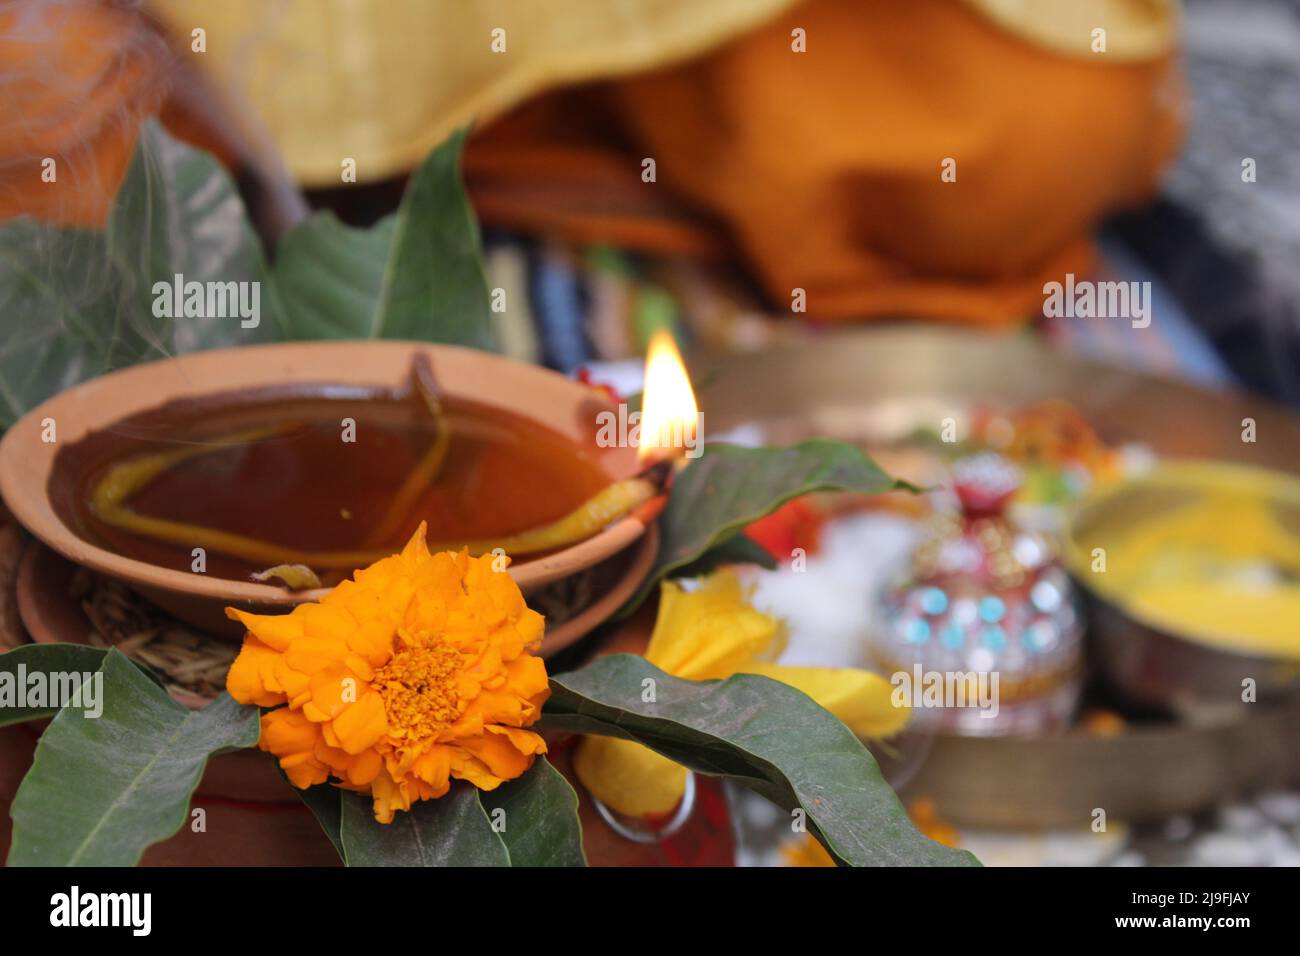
[1,0,1297,404]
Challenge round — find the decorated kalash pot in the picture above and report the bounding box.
[872,452,1084,735]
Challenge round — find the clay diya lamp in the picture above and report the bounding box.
[0,340,675,651]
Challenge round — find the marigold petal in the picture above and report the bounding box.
[273,658,312,702]
[352,553,405,590]
[379,576,416,621]
[302,703,328,722]
[281,756,330,790]
[460,686,526,727]
[486,724,547,756]
[260,707,321,755]
[449,752,506,791]
[370,770,408,824]
[308,666,365,722]
[331,691,388,754]
[504,654,550,703]
[226,637,285,707]
[284,632,351,677]
[412,745,452,790]
[295,602,358,643]
[401,521,431,562]
[225,607,303,651]
[514,608,545,652]
[458,730,535,781]
[346,748,383,787]
[313,736,355,773]
[408,591,449,637]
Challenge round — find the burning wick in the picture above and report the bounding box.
[638,329,702,466]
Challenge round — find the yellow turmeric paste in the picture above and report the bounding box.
[1072,463,1300,660]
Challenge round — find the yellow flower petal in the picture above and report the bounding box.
[572,735,688,818]
[644,571,786,680]
[346,748,383,787]
[261,706,320,754]
[745,662,910,739]
[458,730,537,781]
[226,636,286,707]
[224,606,303,651]
[331,691,388,754]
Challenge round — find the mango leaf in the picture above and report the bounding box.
[273,214,396,339]
[274,127,496,350]
[0,224,119,428]
[0,121,276,428]
[479,757,587,866]
[0,643,162,727]
[672,531,776,579]
[6,650,260,866]
[0,121,494,430]
[340,786,506,867]
[339,756,584,867]
[621,439,910,614]
[541,654,979,867]
[108,120,282,352]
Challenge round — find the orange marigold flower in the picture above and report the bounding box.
[225,523,550,823]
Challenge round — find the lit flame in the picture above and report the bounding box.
[638,329,699,463]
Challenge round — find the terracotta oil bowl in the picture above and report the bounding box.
[0,341,646,637]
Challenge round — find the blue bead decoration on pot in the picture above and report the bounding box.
[870,453,1085,736]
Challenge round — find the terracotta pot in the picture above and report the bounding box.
[0,341,647,637]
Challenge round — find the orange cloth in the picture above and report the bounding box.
[0,2,169,227]
[465,0,1185,326]
[0,2,240,229]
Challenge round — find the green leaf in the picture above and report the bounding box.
[672,531,777,579]
[339,757,585,867]
[340,784,509,867]
[0,224,118,428]
[542,655,979,867]
[0,122,276,428]
[621,439,910,614]
[0,122,494,430]
[108,121,282,353]
[273,214,396,339]
[6,650,260,866]
[0,643,163,727]
[274,127,495,350]
[480,757,587,866]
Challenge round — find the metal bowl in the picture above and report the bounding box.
[1064,461,1300,719]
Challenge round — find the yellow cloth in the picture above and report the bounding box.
[2,0,1183,328]
[147,0,1178,189]
[968,0,1178,59]
[147,0,798,187]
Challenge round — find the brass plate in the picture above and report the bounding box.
[697,326,1300,476]
[695,326,1300,827]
